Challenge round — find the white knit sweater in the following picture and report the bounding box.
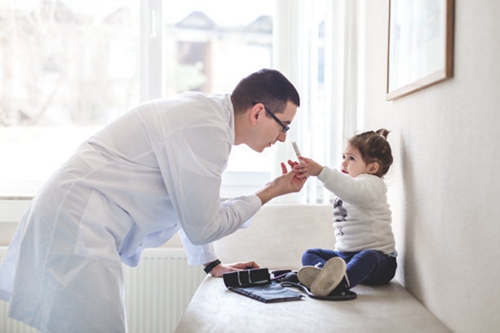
[317,167,396,255]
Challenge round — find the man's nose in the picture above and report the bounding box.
[277,131,287,142]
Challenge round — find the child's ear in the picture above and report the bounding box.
[368,162,379,175]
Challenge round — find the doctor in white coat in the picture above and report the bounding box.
[0,69,303,333]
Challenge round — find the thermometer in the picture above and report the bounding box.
[292,141,301,157]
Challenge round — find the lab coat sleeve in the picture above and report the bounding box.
[154,108,261,246]
[180,210,254,266]
[179,229,217,266]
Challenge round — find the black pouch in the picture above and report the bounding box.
[223,268,303,303]
[228,283,303,303]
[223,268,271,288]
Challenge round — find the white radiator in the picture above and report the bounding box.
[0,247,205,333]
[123,248,205,333]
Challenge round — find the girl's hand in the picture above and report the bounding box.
[293,156,324,178]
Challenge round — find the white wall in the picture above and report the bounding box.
[359,1,500,332]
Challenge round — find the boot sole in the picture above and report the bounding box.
[310,257,346,296]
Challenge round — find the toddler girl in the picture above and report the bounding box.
[293,129,396,296]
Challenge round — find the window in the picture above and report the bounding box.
[0,0,141,197]
[0,0,274,199]
[0,0,349,210]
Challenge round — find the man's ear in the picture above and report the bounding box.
[368,162,379,175]
[250,104,263,125]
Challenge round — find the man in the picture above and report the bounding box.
[0,69,303,332]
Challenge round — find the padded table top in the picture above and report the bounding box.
[175,276,450,333]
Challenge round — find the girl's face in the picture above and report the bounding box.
[341,143,373,178]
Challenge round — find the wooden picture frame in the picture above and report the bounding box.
[386,0,454,101]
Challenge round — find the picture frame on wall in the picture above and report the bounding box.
[386,0,454,101]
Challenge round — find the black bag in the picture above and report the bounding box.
[223,268,303,303]
[228,284,303,303]
[223,268,271,288]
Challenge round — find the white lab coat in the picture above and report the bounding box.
[0,92,261,333]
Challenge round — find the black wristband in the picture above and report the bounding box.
[203,259,221,274]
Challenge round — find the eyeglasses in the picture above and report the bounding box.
[261,104,290,133]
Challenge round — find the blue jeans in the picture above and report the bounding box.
[301,248,397,288]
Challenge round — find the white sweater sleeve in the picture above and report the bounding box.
[317,167,386,208]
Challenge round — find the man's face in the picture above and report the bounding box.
[251,101,297,152]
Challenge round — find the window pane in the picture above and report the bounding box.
[162,1,275,196]
[163,0,273,95]
[0,0,140,196]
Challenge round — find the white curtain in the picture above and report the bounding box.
[272,0,361,204]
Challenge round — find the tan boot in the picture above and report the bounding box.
[310,257,346,296]
[297,266,321,288]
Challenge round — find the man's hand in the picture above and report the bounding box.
[209,260,260,277]
[255,160,307,204]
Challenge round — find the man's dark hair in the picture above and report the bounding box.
[231,69,300,114]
